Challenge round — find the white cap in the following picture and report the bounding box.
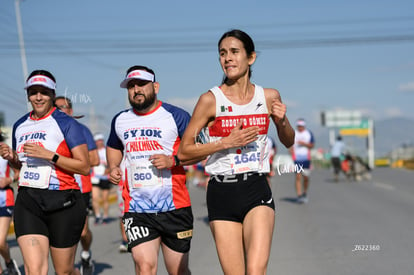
[94,133,104,141]
[25,75,56,90]
[120,70,155,88]
[296,119,306,127]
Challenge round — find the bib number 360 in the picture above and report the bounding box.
[130,165,162,189]
[133,172,152,181]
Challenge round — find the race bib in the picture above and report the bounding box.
[129,164,163,189]
[19,163,51,189]
[94,164,106,176]
[230,141,265,174]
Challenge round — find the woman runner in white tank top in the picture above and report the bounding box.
[178,29,295,274]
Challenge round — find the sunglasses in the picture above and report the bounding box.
[127,80,152,89]
[57,105,70,110]
[27,88,54,97]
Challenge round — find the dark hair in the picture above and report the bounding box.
[0,131,4,142]
[27,70,56,84]
[125,65,156,82]
[218,29,255,84]
[55,96,72,109]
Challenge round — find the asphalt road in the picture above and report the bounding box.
[6,166,414,274]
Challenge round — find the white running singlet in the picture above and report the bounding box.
[203,85,271,175]
[292,129,314,162]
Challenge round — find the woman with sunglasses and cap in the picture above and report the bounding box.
[0,70,90,275]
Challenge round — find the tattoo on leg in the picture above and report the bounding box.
[30,237,40,246]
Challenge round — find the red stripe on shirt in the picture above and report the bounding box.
[208,114,269,137]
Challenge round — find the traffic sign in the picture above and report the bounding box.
[322,110,362,127]
[339,119,370,136]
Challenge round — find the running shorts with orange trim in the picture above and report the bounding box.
[122,207,193,253]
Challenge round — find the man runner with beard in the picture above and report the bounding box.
[106,65,201,275]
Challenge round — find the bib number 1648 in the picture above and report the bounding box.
[233,152,260,164]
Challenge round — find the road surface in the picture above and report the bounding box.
[6,167,414,274]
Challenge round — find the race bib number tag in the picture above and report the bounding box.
[230,140,265,174]
[130,164,162,189]
[94,164,106,176]
[19,163,51,189]
[231,150,261,173]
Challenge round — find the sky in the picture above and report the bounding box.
[1,0,414,153]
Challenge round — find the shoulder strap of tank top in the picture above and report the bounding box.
[254,84,265,100]
[210,86,221,97]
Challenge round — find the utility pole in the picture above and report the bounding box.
[367,118,375,169]
[14,0,30,111]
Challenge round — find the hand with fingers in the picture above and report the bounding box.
[109,167,123,184]
[222,120,260,149]
[149,154,175,169]
[271,98,287,125]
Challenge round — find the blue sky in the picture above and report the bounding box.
[1,0,414,152]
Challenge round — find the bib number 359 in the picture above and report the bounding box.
[23,171,40,180]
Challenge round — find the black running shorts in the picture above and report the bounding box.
[122,207,193,253]
[81,192,92,212]
[0,206,13,217]
[97,179,112,190]
[14,188,86,248]
[207,173,275,223]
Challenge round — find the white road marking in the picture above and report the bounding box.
[372,181,395,190]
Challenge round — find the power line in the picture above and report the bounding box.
[258,34,414,49]
[1,33,413,57]
[5,15,414,37]
[2,15,414,49]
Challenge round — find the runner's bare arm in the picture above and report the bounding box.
[23,142,90,175]
[178,91,259,162]
[265,88,295,148]
[0,143,22,169]
[106,146,123,184]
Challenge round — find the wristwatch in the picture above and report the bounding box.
[51,154,60,164]
[174,155,181,167]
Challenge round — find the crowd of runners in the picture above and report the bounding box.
[1,29,366,275]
